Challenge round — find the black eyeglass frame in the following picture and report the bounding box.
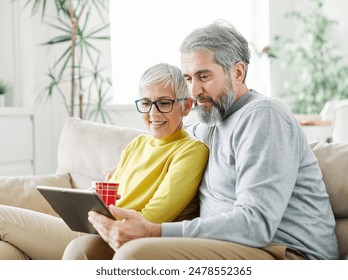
[134,98,187,113]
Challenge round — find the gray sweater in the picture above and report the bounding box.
[162,90,338,260]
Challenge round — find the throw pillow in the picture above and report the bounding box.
[0,173,72,217]
[311,142,348,218]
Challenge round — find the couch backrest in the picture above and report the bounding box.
[56,118,145,189]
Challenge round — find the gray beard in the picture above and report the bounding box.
[196,91,236,125]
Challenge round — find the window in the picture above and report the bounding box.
[109,0,270,104]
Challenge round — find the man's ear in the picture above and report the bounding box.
[182,98,194,116]
[232,62,246,84]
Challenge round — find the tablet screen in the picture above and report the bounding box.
[37,186,115,234]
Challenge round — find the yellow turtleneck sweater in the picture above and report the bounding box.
[109,127,208,223]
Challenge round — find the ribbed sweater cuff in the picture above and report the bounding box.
[161,222,183,237]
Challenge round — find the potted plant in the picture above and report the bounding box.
[18,0,112,122]
[262,0,348,114]
[0,80,8,107]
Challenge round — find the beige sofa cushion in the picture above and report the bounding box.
[0,173,72,216]
[56,118,145,189]
[311,142,348,260]
[311,142,348,218]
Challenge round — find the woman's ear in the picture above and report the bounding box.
[182,97,194,116]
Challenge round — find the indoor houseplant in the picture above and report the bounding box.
[19,0,112,122]
[263,0,348,114]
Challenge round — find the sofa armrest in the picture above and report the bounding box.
[0,173,72,216]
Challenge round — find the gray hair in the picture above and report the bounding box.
[180,20,250,82]
[138,63,190,99]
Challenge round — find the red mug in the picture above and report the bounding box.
[93,182,119,206]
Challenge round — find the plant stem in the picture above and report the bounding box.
[76,1,87,119]
[68,0,76,117]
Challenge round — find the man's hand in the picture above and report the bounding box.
[88,206,161,251]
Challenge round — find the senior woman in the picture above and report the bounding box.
[0,63,208,260]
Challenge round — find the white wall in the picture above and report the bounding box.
[0,1,35,106]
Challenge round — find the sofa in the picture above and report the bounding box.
[0,117,347,259]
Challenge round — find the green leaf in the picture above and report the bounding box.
[46,21,72,34]
[43,35,72,45]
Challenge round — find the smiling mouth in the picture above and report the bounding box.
[150,121,166,127]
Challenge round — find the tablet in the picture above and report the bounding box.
[37,185,115,234]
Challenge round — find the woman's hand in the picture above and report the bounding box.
[88,206,161,251]
[103,165,117,181]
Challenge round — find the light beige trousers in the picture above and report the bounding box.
[0,204,306,260]
[0,205,81,260]
[63,234,306,260]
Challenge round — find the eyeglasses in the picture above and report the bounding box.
[135,98,187,113]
